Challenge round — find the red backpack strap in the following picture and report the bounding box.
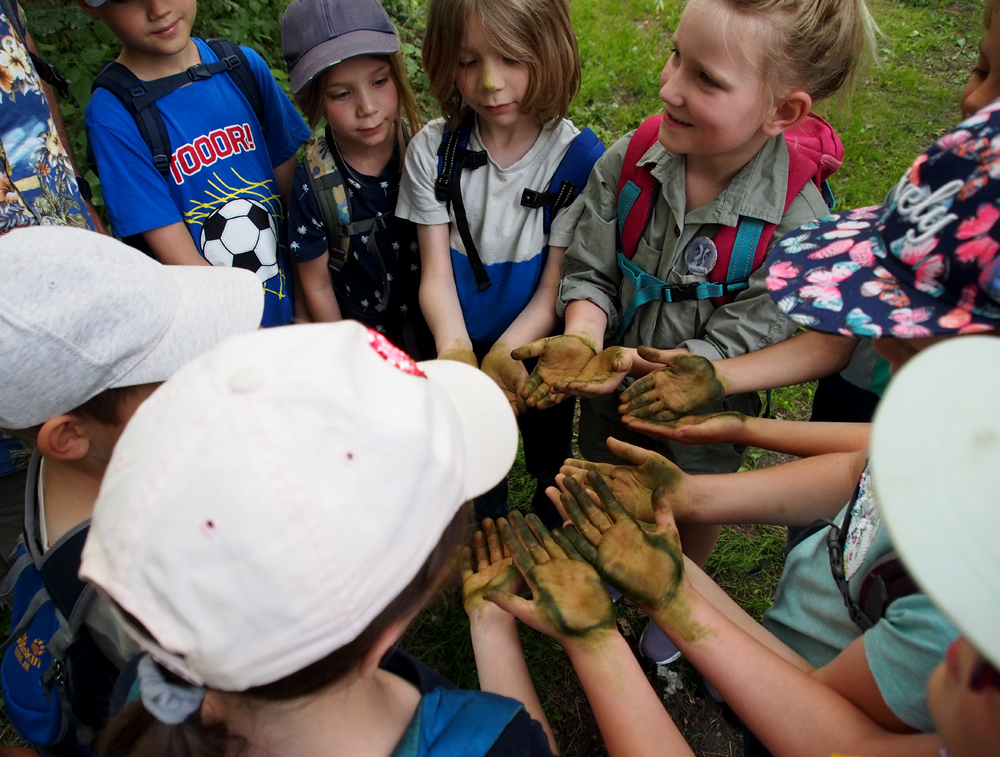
[616,115,663,260]
[709,113,844,305]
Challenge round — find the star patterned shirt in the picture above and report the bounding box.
[289,144,432,358]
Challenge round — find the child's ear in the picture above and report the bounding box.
[357,619,408,678]
[762,90,813,137]
[74,1,101,19]
[36,415,91,461]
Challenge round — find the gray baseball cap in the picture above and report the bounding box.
[0,227,264,429]
[282,0,401,95]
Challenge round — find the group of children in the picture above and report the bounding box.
[0,0,997,754]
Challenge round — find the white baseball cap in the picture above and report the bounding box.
[80,321,519,691]
[0,227,264,429]
[870,336,1000,668]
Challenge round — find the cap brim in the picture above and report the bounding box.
[113,267,263,388]
[289,31,400,93]
[870,336,1000,668]
[418,359,518,501]
[765,208,1000,338]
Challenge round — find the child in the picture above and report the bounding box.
[86,321,558,757]
[551,104,1000,747]
[79,0,312,328]
[281,0,434,358]
[0,226,262,754]
[396,0,604,526]
[487,336,1000,757]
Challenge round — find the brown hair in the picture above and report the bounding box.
[688,0,877,106]
[0,385,146,447]
[96,506,472,757]
[294,52,422,167]
[422,0,581,130]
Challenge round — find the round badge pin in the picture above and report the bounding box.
[686,236,718,276]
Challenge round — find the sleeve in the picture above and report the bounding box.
[555,133,630,323]
[485,709,557,757]
[287,161,330,262]
[395,120,452,226]
[864,593,960,732]
[85,90,184,238]
[547,193,584,248]
[677,183,830,360]
[242,45,312,168]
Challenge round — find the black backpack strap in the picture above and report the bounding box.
[206,39,266,138]
[857,552,920,627]
[435,115,491,292]
[92,42,262,180]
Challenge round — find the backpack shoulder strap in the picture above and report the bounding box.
[434,113,492,292]
[708,113,844,306]
[520,127,605,234]
[616,115,662,261]
[856,551,921,630]
[304,128,352,275]
[206,39,266,137]
[419,689,524,756]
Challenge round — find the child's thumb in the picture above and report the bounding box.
[650,485,680,532]
[484,590,534,624]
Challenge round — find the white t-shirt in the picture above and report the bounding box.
[397,117,586,343]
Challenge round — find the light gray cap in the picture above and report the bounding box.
[0,227,264,429]
[281,0,400,95]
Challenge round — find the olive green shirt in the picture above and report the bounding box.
[558,130,831,358]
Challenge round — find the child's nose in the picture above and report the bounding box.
[481,65,499,93]
[146,0,172,19]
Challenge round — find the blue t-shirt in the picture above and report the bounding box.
[0,433,25,477]
[86,39,311,327]
[763,465,958,731]
[288,142,433,358]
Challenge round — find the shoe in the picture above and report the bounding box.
[639,620,682,664]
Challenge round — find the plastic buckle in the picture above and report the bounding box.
[223,54,241,69]
[521,188,541,207]
[186,64,212,82]
[662,283,702,302]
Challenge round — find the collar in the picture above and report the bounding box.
[639,134,790,226]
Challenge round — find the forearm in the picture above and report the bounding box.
[298,255,342,322]
[647,587,937,757]
[470,616,557,754]
[142,222,210,266]
[494,248,563,353]
[565,632,694,757]
[417,224,472,354]
[563,299,608,351]
[714,331,858,396]
[681,449,865,526]
[726,417,871,457]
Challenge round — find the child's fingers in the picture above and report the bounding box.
[560,488,606,547]
[509,511,551,565]
[483,590,536,627]
[525,513,568,560]
[586,469,633,523]
[473,530,490,572]
[496,517,539,587]
[483,518,504,564]
[605,437,660,467]
[545,485,572,523]
[621,416,676,439]
[618,373,656,404]
[551,529,587,562]
[561,525,600,565]
[510,339,545,362]
[563,476,613,532]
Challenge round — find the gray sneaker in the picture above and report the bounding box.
[639,620,681,665]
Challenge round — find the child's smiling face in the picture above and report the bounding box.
[656,0,774,162]
[962,10,1000,120]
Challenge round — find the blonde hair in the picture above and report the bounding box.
[687,0,877,105]
[422,0,581,130]
[294,53,423,165]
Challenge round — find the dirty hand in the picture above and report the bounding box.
[628,411,748,445]
[619,350,727,424]
[485,512,616,649]
[558,471,688,617]
[551,346,633,398]
[437,348,479,368]
[511,334,597,409]
[554,438,690,523]
[461,518,523,624]
[480,346,529,416]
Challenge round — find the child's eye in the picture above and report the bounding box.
[669,46,679,62]
[698,71,718,88]
[328,90,349,101]
[373,76,390,87]
[458,58,476,69]
[503,56,521,65]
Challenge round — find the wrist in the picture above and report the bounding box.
[710,359,733,397]
[563,625,626,662]
[469,607,519,639]
[562,332,598,355]
[642,577,706,644]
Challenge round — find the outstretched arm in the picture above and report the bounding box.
[557,475,940,757]
[417,223,476,366]
[486,512,695,757]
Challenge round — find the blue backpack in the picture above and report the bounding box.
[391,688,524,757]
[0,457,118,756]
[434,112,605,292]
